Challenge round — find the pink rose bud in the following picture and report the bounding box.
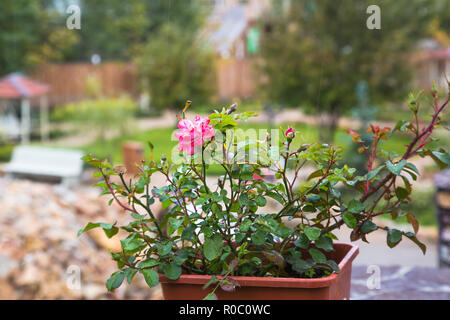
[285,127,295,140]
[285,127,295,136]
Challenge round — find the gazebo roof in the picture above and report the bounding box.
[0,72,49,99]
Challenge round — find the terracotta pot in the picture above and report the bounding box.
[159,242,359,300]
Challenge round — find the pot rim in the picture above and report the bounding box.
[159,242,359,288]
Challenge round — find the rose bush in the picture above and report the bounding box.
[79,84,449,299]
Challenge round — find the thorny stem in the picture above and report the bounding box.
[360,96,448,203]
[323,95,448,236]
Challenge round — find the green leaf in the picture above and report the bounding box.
[405,162,419,174]
[240,218,252,232]
[239,193,249,206]
[360,220,378,233]
[294,233,310,249]
[235,233,246,244]
[251,230,266,246]
[432,151,450,166]
[342,213,357,229]
[387,228,402,248]
[203,276,219,290]
[181,224,196,241]
[395,187,409,200]
[100,223,119,238]
[315,235,333,252]
[77,222,100,236]
[386,159,406,176]
[307,169,324,181]
[163,262,182,280]
[157,241,173,256]
[326,260,340,274]
[200,224,213,238]
[203,293,218,300]
[266,192,284,205]
[106,271,125,292]
[348,200,365,214]
[304,227,321,241]
[174,251,189,265]
[124,268,137,284]
[121,236,143,252]
[309,248,326,264]
[389,120,410,138]
[78,222,118,237]
[291,259,314,273]
[141,269,159,287]
[168,217,183,231]
[138,258,159,269]
[203,234,223,261]
[404,232,426,255]
[255,195,267,207]
[306,194,321,203]
[365,166,384,180]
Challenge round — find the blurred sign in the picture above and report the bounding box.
[247,28,260,55]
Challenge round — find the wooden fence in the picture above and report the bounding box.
[216,58,256,101]
[32,63,138,106]
[32,59,257,107]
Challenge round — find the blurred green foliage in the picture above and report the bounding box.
[0,143,15,162]
[54,76,137,142]
[258,0,445,142]
[74,0,208,60]
[0,0,78,75]
[134,24,217,110]
[54,96,137,143]
[0,0,209,74]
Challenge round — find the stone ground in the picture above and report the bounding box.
[0,176,163,300]
[351,265,450,299]
[0,176,445,300]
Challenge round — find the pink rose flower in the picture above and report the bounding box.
[174,116,215,155]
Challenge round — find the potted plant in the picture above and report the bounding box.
[78,86,449,300]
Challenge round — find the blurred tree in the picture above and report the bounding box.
[259,0,440,142]
[0,0,77,75]
[428,0,450,47]
[74,0,215,111]
[76,0,207,60]
[134,24,217,111]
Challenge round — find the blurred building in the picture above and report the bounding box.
[415,39,450,89]
[202,0,270,100]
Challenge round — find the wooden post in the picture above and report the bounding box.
[122,142,144,176]
[40,95,49,143]
[20,98,31,144]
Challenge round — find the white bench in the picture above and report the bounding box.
[4,146,84,186]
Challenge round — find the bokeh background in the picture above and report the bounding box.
[0,0,449,299]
